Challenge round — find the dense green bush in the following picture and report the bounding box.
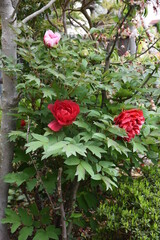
[95,166,160,240]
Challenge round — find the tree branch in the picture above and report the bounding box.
[106,6,133,62]
[57,168,67,240]
[46,12,62,32]
[67,180,79,237]
[10,0,21,19]
[22,0,56,24]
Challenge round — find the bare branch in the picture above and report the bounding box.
[22,0,56,24]
[69,15,92,39]
[67,180,79,237]
[46,12,62,32]
[10,0,21,19]
[57,168,67,240]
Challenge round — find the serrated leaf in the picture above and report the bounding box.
[133,141,147,154]
[143,126,150,137]
[42,87,56,99]
[74,121,90,131]
[33,229,49,240]
[25,141,43,153]
[102,176,117,190]
[76,164,85,181]
[99,161,115,168]
[11,221,21,233]
[63,144,86,157]
[81,161,94,176]
[92,133,106,140]
[32,133,48,143]
[64,157,80,166]
[24,74,40,87]
[88,110,101,117]
[46,226,59,239]
[91,173,102,180]
[18,226,33,240]
[43,141,67,159]
[108,125,127,137]
[18,208,33,226]
[86,145,106,158]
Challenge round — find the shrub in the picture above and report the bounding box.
[95,166,160,240]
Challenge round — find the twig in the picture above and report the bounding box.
[46,12,62,32]
[69,15,92,39]
[135,37,160,59]
[81,8,93,28]
[53,3,59,19]
[135,65,159,94]
[10,0,21,19]
[26,118,60,212]
[106,6,133,62]
[57,168,67,240]
[67,180,79,237]
[22,0,56,24]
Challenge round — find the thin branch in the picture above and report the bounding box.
[22,0,56,24]
[81,8,93,28]
[135,37,160,59]
[135,65,159,94]
[68,15,92,39]
[106,5,133,62]
[53,3,59,19]
[10,0,21,19]
[46,12,62,32]
[67,180,79,237]
[57,168,67,240]
[26,118,60,212]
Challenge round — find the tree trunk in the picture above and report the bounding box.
[0,1,17,239]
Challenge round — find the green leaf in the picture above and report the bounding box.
[18,226,33,240]
[107,138,130,156]
[4,172,30,186]
[24,74,40,87]
[76,164,85,181]
[46,226,59,240]
[132,141,147,154]
[11,221,21,233]
[32,133,48,143]
[99,161,115,168]
[102,176,117,190]
[64,157,80,166]
[18,208,33,226]
[86,145,106,158]
[27,178,37,191]
[81,161,94,177]
[33,229,49,240]
[108,125,127,137]
[42,87,57,99]
[74,121,91,131]
[63,144,86,157]
[143,126,150,137]
[43,141,67,159]
[92,133,106,140]
[91,173,102,180]
[25,141,43,153]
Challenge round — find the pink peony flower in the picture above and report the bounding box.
[48,100,80,132]
[43,30,61,48]
[114,109,145,142]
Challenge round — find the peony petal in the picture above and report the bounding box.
[48,120,63,132]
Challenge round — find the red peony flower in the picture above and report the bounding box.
[114,109,145,142]
[48,100,80,132]
[20,119,26,127]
